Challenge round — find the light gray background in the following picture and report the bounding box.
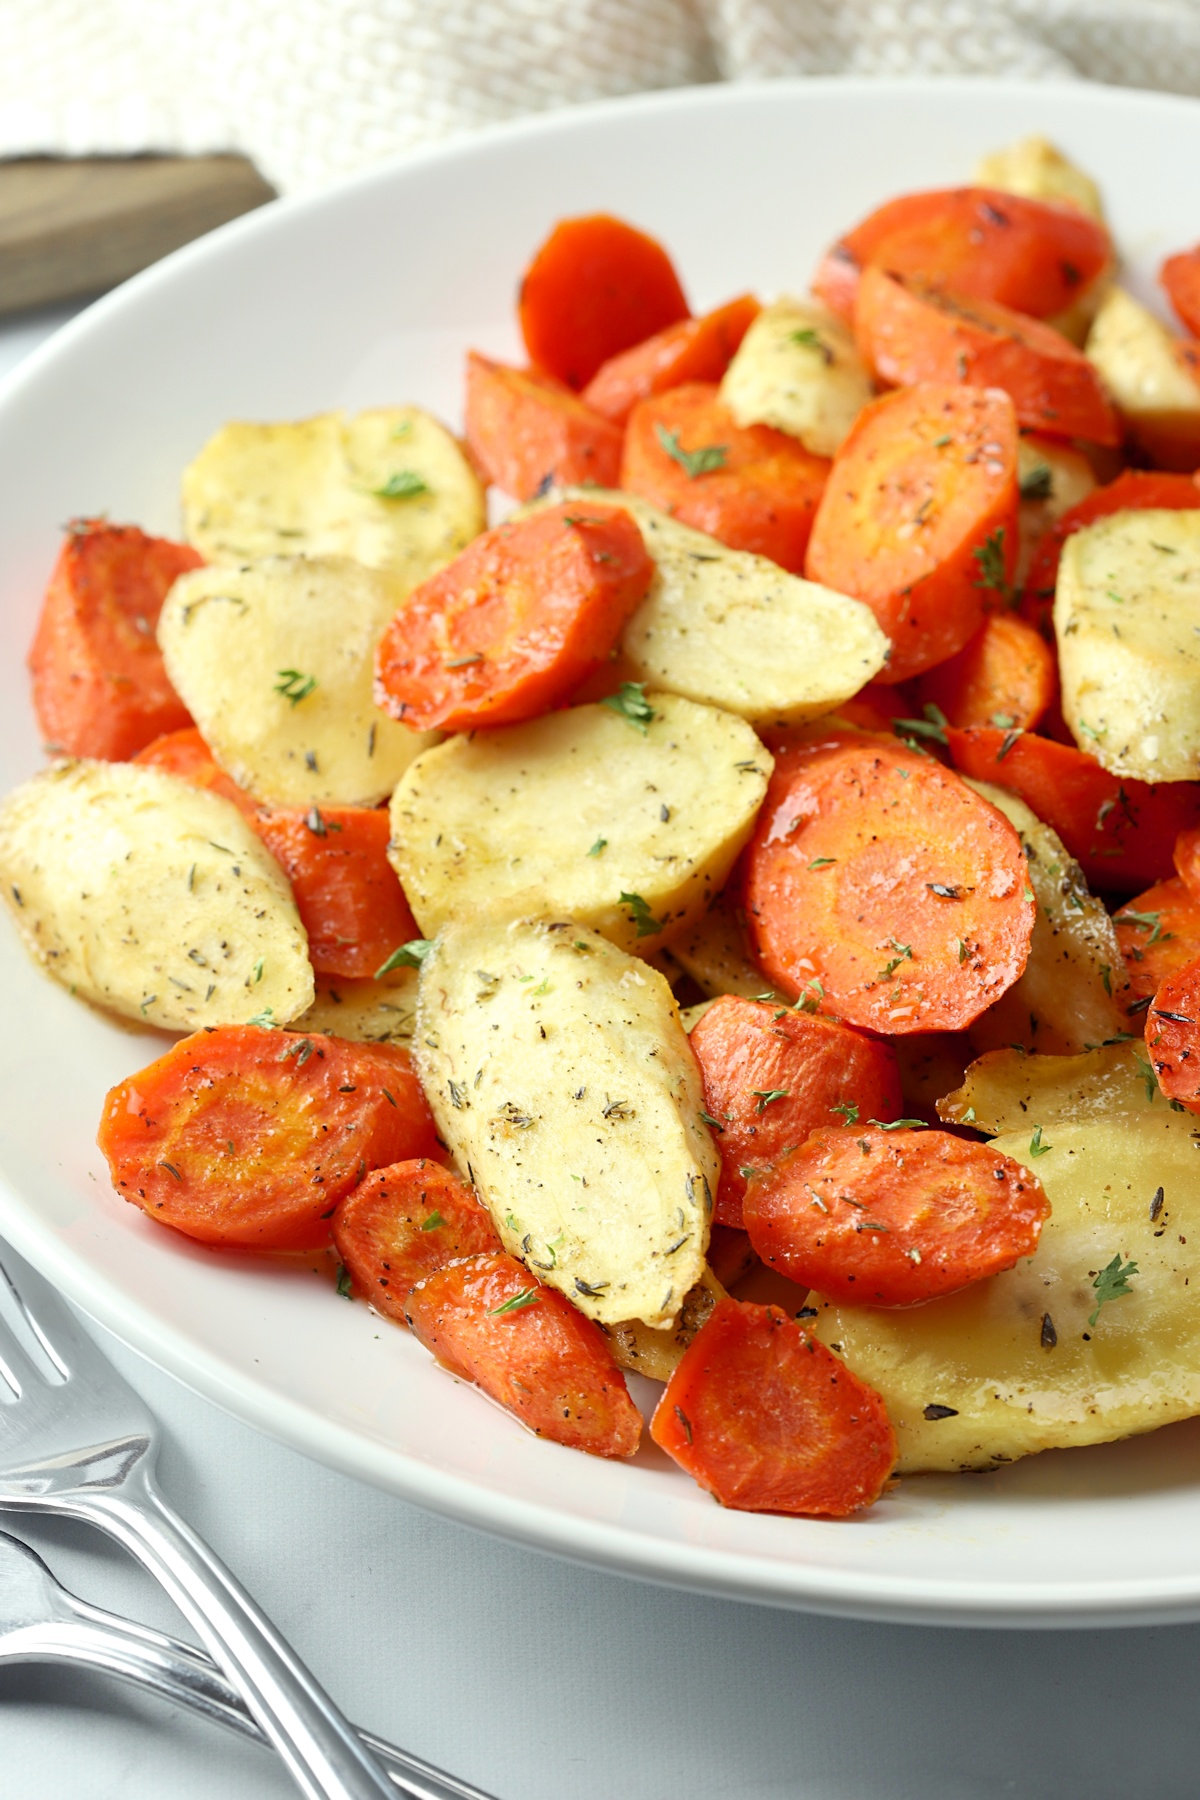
[1,305,1197,1800]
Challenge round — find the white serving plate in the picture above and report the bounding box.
[2,76,1199,1628]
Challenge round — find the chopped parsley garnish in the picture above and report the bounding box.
[375,938,435,977]
[420,1211,445,1232]
[370,470,429,499]
[1088,1253,1138,1327]
[654,423,729,478]
[601,681,656,733]
[588,837,608,857]
[1028,1124,1052,1157]
[1018,463,1053,501]
[831,1100,860,1125]
[1114,907,1169,947]
[620,891,665,937]
[246,1006,277,1028]
[274,669,317,705]
[752,1088,789,1113]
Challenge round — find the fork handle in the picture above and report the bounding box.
[79,1463,399,1800]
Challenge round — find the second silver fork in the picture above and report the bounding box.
[0,1248,447,1800]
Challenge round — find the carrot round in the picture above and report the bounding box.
[915,611,1056,733]
[28,520,200,761]
[1114,877,1200,1008]
[463,353,623,500]
[135,730,418,979]
[374,501,653,731]
[1147,960,1200,1110]
[804,384,1019,683]
[649,1298,895,1516]
[743,728,1034,1034]
[332,1160,499,1322]
[98,1026,438,1250]
[1019,471,1200,633]
[620,382,829,573]
[1161,246,1200,338]
[743,1126,1050,1307]
[813,186,1112,323]
[688,996,903,1229]
[518,213,689,390]
[404,1251,643,1458]
[581,295,760,425]
[945,726,1200,891]
[855,268,1119,445]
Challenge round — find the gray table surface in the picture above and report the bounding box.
[2,300,1198,1800]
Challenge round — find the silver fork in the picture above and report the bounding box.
[0,1248,439,1800]
[0,1531,495,1799]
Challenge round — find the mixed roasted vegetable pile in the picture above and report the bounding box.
[7,133,1200,1518]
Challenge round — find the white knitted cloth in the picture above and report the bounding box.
[3,0,1200,196]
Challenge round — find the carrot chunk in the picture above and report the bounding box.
[689,996,903,1228]
[332,1160,499,1322]
[253,807,418,980]
[742,1126,1049,1307]
[649,1298,895,1516]
[743,728,1034,1034]
[1147,960,1200,1110]
[581,295,760,425]
[915,611,1056,733]
[945,726,1200,891]
[98,1026,439,1251]
[855,268,1119,445]
[28,520,200,760]
[518,213,690,390]
[620,382,829,572]
[1019,471,1200,633]
[1114,877,1200,1007]
[374,501,653,732]
[813,186,1112,323]
[804,384,1019,683]
[463,353,624,500]
[405,1251,643,1458]
[135,731,418,979]
[1161,246,1200,338]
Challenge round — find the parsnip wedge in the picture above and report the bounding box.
[1055,509,1200,782]
[182,406,485,587]
[414,916,717,1327]
[550,487,887,726]
[938,1040,1154,1135]
[719,296,873,456]
[974,136,1105,222]
[668,891,779,1000]
[0,760,313,1032]
[813,1110,1200,1472]
[964,779,1126,1053]
[388,693,772,954]
[158,556,434,806]
[1015,434,1096,586]
[1086,287,1200,468]
[293,970,419,1045]
[605,1268,726,1381]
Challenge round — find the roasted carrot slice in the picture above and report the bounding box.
[254,807,418,980]
[945,726,1200,891]
[689,996,903,1229]
[1019,470,1200,633]
[28,520,200,761]
[518,213,690,390]
[813,186,1112,323]
[742,1126,1049,1307]
[915,611,1056,733]
[581,295,760,425]
[855,268,1119,445]
[133,726,257,816]
[332,1160,499,1322]
[743,728,1034,1034]
[804,384,1019,683]
[1147,961,1200,1110]
[620,382,829,572]
[374,501,653,731]
[135,731,418,979]
[463,353,624,500]
[1162,246,1200,338]
[1113,878,1200,1007]
[405,1251,642,1458]
[649,1298,895,1516]
[98,1026,439,1251]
